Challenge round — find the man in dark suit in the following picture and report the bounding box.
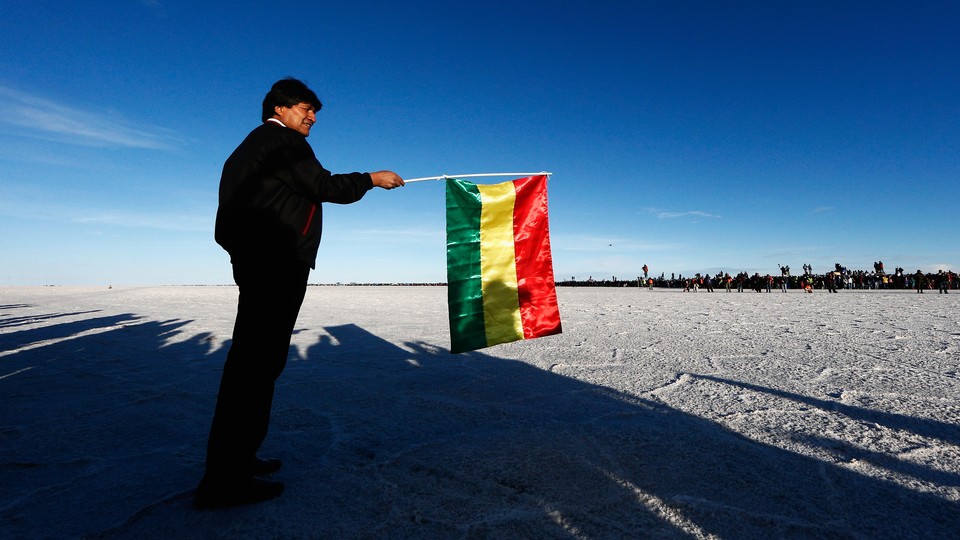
[195,78,404,509]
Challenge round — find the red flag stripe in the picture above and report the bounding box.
[512,176,562,339]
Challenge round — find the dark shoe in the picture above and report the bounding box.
[251,457,282,476]
[194,474,284,509]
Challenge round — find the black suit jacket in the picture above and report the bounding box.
[215,122,373,268]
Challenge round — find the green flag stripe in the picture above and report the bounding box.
[446,179,486,353]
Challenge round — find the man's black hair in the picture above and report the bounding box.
[261,78,323,122]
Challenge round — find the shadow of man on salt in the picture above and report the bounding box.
[259,322,960,538]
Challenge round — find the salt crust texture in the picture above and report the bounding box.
[1,286,958,539]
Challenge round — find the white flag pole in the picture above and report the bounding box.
[404,172,552,183]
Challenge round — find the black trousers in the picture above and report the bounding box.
[204,258,310,476]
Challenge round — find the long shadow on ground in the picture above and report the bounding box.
[1,306,958,539]
[266,324,959,539]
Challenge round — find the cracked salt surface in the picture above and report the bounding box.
[1,286,958,538]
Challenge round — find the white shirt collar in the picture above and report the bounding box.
[266,118,286,127]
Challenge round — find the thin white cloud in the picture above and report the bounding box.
[347,228,445,243]
[642,207,722,220]
[650,209,721,220]
[813,206,834,213]
[0,86,179,149]
[72,211,210,232]
[352,228,444,238]
[0,187,210,233]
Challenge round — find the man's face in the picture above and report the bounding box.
[274,102,316,136]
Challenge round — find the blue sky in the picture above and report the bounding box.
[1,1,958,285]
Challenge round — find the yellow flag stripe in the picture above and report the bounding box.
[477,182,523,346]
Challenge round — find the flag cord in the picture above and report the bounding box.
[404,172,552,183]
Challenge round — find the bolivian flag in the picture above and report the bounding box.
[446,175,562,353]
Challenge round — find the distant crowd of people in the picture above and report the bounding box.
[556,261,956,294]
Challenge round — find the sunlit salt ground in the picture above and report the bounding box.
[1,285,958,539]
